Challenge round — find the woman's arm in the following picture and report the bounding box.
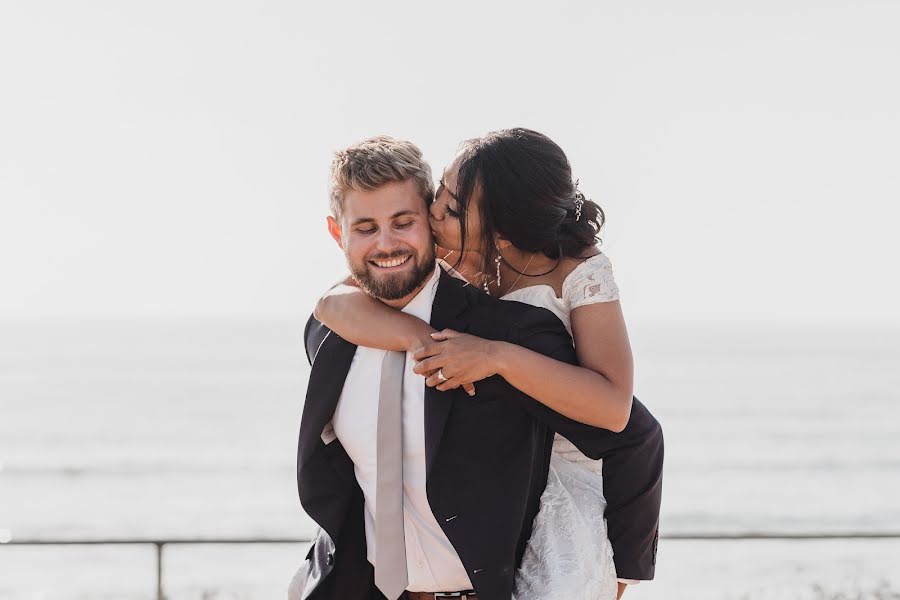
[497,300,633,431]
[413,300,634,431]
[313,243,480,352]
[314,282,437,352]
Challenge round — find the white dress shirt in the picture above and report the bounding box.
[329,265,473,593]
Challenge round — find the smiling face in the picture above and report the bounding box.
[327,179,436,306]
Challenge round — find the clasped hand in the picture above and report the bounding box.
[412,329,501,396]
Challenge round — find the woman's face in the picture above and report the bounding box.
[429,151,485,253]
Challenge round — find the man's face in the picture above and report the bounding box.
[328,179,436,305]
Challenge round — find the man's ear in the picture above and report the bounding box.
[326,216,344,249]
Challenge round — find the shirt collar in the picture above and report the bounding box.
[400,263,440,322]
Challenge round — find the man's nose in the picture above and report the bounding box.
[374,228,402,253]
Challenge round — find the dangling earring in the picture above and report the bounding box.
[495,252,502,289]
[483,273,491,295]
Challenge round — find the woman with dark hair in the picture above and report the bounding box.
[314,128,655,599]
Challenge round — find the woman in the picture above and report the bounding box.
[316,128,638,600]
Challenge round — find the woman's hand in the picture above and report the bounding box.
[412,329,505,394]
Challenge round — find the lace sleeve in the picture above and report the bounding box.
[562,253,620,310]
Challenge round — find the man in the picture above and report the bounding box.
[291,136,663,600]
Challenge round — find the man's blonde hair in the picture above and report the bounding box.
[329,135,434,219]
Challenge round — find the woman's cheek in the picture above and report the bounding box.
[442,221,464,250]
[437,231,459,251]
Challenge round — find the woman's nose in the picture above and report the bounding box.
[429,202,443,221]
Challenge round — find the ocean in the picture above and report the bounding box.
[1,318,898,599]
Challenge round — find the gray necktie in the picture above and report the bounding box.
[374,350,408,600]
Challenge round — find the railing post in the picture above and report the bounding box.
[155,542,164,600]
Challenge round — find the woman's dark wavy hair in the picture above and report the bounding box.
[454,128,605,277]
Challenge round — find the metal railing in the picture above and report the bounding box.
[3,533,900,600]
[1,536,311,600]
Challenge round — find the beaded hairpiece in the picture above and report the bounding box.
[573,179,585,222]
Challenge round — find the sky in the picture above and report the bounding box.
[1,0,898,325]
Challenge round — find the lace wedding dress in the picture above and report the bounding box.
[502,253,621,600]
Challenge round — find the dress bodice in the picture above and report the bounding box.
[500,253,620,471]
[501,253,619,337]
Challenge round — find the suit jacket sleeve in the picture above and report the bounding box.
[305,315,330,367]
[304,316,313,366]
[507,305,664,581]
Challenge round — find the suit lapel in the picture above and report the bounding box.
[299,269,472,478]
[297,328,358,469]
[424,269,471,477]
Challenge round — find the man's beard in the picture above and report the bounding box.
[349,245,436,301]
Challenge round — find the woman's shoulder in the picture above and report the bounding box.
[555,247,610,284]
[560,250,619,308]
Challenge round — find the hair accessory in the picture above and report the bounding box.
[573,179,585,222]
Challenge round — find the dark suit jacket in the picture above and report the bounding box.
[295,269,664,600]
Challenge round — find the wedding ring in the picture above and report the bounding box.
[437,369,448,382]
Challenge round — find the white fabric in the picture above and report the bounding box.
[562,253,620,310]
[502,253,620,337]
[500,253,629,599]
[331,265,473,592]
[511,453,618,600]
[288,564,305,600]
